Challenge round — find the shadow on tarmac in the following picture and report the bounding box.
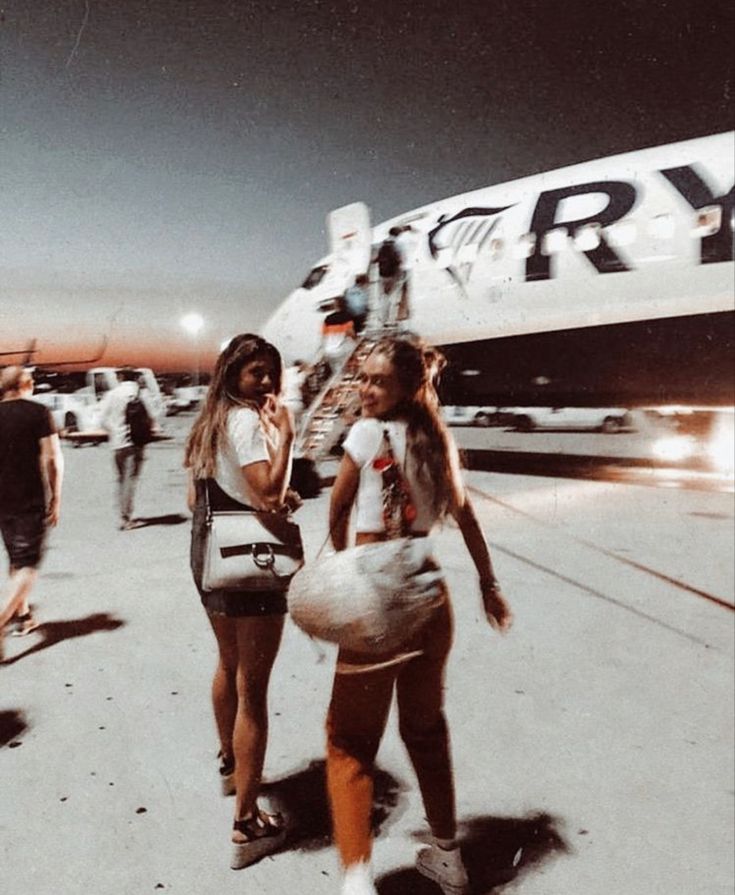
[0,709,29,747]
[0,613,126,666]
[377,812,568,894]
[132,513,189,528]
[262,758,403,852]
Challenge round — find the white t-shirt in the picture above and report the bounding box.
[98,381,155,450]
[215,407,283,509]
[342,417,440,533]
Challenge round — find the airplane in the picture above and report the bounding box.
[261,131,734,411]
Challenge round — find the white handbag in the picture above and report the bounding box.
[287,536,445,654]
[201,485,304,593]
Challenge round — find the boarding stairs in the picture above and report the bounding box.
[295,333,380,461]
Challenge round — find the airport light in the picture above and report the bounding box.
[180,312,205,336]
[180,313,205,386]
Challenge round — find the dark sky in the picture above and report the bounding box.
[1,0,733,366]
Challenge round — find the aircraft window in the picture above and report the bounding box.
[541,228,567,255]
[301,266,328,290]
[692,206,721,237]
[489,238,504,260]
[607,219,637,246]
[513,233,536,259]
[648,214,674,240]
[574,223,601,252]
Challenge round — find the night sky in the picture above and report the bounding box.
[1,0,733,369]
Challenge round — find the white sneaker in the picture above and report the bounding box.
[341,862,378,895]
[416,843,469,895]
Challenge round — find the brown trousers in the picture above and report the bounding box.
[325,597,457,866]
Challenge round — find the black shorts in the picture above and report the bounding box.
[0,510,47,569]
[190,480,288,618]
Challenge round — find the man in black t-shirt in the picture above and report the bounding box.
[0,366,64,659]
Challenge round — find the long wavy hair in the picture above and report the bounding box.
[184,333,283,479]
[369,333,464,517]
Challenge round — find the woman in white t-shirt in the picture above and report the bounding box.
[326,334,513,895]
[185,333,298,870]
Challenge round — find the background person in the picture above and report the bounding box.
[0,366,64,659]
[325,334,512,895]
[184,333,297,870]
[376,227,404,325]
[322,296,358,372]
[343,273,371,334]
[98,368,153,530]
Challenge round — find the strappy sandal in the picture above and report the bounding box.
[10,613,39,637]
[230,807,287,870]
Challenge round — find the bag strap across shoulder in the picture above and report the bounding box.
[379,428,417,540]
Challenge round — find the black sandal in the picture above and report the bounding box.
[217,751,235,797]
[230,807,287,870]
[10,613,39,637]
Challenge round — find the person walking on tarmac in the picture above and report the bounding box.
[0,366,64,660]
[325,334,512,895]
[98,368,154,530]
[184,333,301,871]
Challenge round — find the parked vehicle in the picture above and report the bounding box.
[507,406,635,433]
[442,405,508,427]
[30,390,98,434]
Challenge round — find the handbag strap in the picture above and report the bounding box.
[378,428,417,540]
[203,477,262,520]
[315,425,416,558]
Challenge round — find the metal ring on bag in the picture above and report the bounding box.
[252,543,276,569]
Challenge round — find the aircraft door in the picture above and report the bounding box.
[327,202,372,278]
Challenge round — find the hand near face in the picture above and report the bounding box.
[262,394,294,439]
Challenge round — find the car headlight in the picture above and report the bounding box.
[651,435,697,463]
[707,419,735,475]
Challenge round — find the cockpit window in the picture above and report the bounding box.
[301,265,328,289]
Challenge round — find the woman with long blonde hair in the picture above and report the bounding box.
[185,333,298,870]
[325,333,512,895]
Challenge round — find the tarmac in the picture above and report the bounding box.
[1,415,733,895]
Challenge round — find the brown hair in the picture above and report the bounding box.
[368,333,464,516]
[183,334,282,479]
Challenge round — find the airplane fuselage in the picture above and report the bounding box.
[262,132,734,407]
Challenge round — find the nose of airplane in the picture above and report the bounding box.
[261,291,323,365]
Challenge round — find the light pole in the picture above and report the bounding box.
[180,312,205,387]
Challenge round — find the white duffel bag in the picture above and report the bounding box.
[287,537,445,654]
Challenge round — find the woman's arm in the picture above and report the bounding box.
[242,397,295,509]
[186,469,196,512]
[452,494,513,633]
[329,453,360,551]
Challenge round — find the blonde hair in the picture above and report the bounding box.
[368,333,465,517]
[0,366,32,397]
[184,334,282,479]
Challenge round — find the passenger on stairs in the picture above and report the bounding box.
[343,274,370,335]
[322,296,357,372]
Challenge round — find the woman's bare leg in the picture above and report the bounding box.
[207,613,239,764]
[232,614,285,820]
